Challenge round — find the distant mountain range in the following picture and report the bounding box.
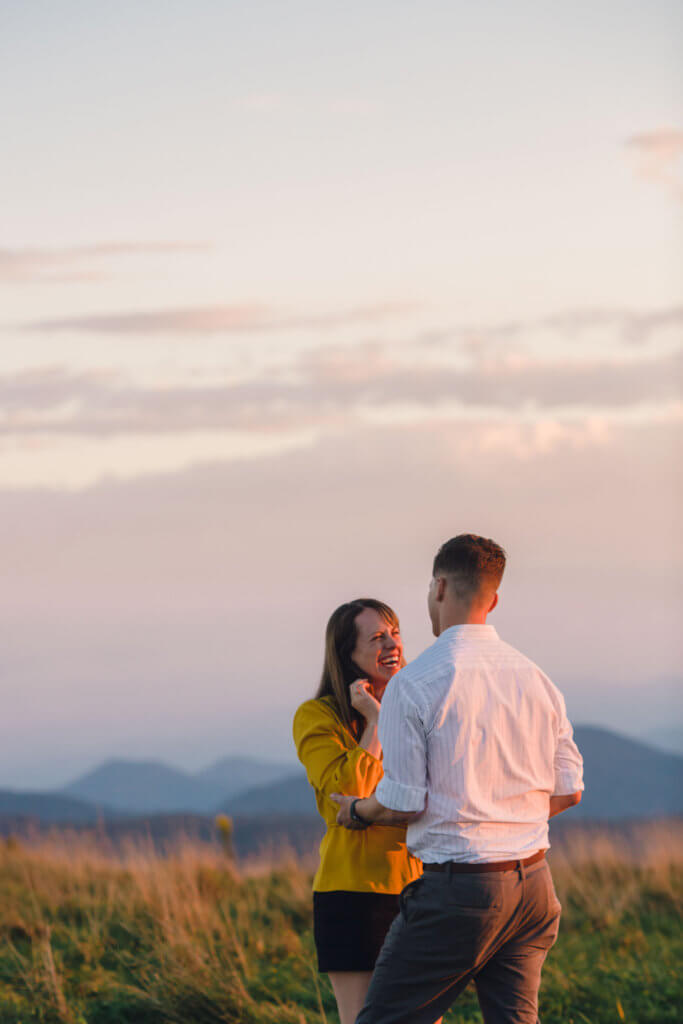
[61,756,296,815]
[644,725,683,757]
[1,726,681,828]
[568,725,683,820]
[222,772,313,816]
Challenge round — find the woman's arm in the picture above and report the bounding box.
[293,700,384,800]
[349,680,382,760]
[357,717,381,760]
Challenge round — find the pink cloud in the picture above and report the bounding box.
[2,342,680,440]
[26,303,414,335]
[0,242,210,283]
[625,130,683,200]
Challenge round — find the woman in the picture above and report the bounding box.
[292,598,422,1024]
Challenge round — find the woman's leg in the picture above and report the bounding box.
[328,971,373,1024]
[329,972,442,1024]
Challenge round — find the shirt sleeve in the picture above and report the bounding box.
[553,692,585,795]
[292,700,384,800]
[375,676,428,813]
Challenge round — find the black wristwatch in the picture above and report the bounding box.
[350,798,371,827]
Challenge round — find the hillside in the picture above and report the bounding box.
[0,811,324,858]
[0,824,680,1022]
[62,759,224,814]
[195,756,296,799]
[571,725,683,819]
[222,771,313,816]
[0,789,112,823]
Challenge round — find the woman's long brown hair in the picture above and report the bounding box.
[315,598,405,737]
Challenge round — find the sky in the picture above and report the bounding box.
[1,1,682,789]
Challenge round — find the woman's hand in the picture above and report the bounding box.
[349,679,381,722]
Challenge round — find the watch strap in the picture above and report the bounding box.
[350,798,371,826]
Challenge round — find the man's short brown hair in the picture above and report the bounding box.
[433,534,506,603]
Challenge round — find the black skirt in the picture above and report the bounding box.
[313,890,401,972]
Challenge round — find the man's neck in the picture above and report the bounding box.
[439,609,488,633]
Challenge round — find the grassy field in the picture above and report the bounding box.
[0,822,680,1024]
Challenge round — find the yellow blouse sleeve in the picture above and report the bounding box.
[293,699,384,800]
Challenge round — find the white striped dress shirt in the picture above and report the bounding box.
[375,624,584,863]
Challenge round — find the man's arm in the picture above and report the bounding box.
[549,791,582,818]
[331,791,421,828]
[551,687,584,809]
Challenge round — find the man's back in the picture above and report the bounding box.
[376,623,584,863]
[344,535,585,1023]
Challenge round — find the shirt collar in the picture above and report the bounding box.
[438,624,498,641]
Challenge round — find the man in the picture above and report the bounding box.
[332,534,584,1024]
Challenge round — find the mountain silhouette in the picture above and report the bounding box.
[3,725,680,824]
[61,756,296,814]
[195,757,295,799]
[569,725,683,819]
[62,759,222,814]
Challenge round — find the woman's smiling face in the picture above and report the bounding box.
[350,607,403,691]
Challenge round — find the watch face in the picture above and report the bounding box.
[351,800,367,824]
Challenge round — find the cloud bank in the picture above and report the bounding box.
[25,303,414,334]
[2,334,680,442]
[0,242,211,283]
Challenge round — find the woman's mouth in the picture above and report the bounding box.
[378,655,400,668]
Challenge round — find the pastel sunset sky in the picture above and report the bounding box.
[2,1,681,788]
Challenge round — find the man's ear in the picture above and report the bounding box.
[488,592,499,613]
[435,576,447,602]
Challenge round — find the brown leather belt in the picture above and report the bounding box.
[423,849,546,874]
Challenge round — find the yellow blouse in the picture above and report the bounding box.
[292,695,422,893]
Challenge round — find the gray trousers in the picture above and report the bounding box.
[356,857,561,1024]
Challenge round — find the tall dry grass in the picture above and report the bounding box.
[1,831,321,1023]
[0,821,681,1023]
